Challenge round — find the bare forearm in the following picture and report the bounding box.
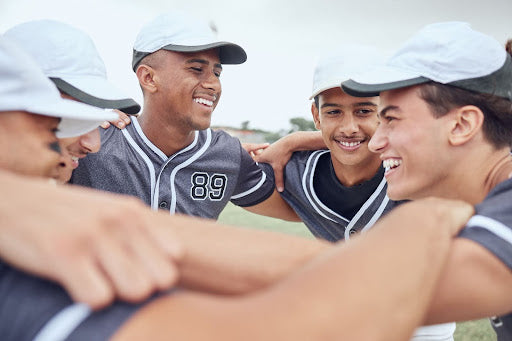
[167,214,328,293]
[280,131,326,151]
[114,199,472,341]
[252,199,461,340]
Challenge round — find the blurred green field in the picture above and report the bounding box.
[218,203,497,341]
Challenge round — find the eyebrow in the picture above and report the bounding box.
[320,101,377,109]
[186,58,223,70]
[320,103,341,109]
[379,105,400,118]
[354,102,377,107]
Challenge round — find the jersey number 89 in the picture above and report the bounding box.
[191,172,227,201]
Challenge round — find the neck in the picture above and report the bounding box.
[438,147,512,205]
[138,105,196,157]
[331,156,383,187]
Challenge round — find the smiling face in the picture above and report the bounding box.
[368,86,454,201]
[149,49,222,132]
[312,87,381,182]
[0,111,61,178]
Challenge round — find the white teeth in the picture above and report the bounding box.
[339,141,361,147]
[383,159,402,172]
[71,156,79,162]
[194,98,213,107]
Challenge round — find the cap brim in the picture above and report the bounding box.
[132,41,247,71]
[25,97,118,138]
[51,77,141,115]
[341,65,430,97]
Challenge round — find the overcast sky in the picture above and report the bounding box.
[1,0,511,131]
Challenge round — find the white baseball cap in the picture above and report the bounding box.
[0,36,118,138]
[342,22,512,101]
[4,20,141,115]
[132,10,247,71]
[310,45,385,100]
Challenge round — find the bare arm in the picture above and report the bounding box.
[156,213,327,293]
[242,189,302,222]
[253,131,325,191]
[0,170,182,309]
[113,198,473,341]
[425,238,512,324]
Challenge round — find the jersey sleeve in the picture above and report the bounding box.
[458,181,512,270]
[230,143,274,207]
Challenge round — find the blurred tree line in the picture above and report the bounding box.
[237,117,316,143]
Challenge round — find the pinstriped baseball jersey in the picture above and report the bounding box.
[260,150,400,242]
[459,177,512,340]
[70,117,274,219]
[0,261,149,341]
[261,150,456,341]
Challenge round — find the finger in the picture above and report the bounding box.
[115,110,131,125]
[56,257,115,310]
[144,212,184,261]
[274,165,285,192]
[94,234,154,302]
[124,224,179,290]
[100,121,111,129]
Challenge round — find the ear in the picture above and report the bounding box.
[448,105,484,146]
[136,64,158,94]
[311,102,321,130]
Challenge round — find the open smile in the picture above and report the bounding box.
[383,158,402,176]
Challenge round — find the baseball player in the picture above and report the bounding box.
[3,20,141,183]
[257,46,455,341]
[70,11,298,221]
[341,22,512,340]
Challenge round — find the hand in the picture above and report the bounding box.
[393,197,474,237]
[253,139,293,192]
[0,172,182,309]
[242,142,270,159]
[100,109,132,130]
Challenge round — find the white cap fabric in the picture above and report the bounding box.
[4,20,141,115]
[132,11,247,71]
[310,45,385,99]
[342,22,512,101]
[0,36,118,138]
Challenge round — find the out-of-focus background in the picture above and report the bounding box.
[1,0,510,135]
[1,0,508,338]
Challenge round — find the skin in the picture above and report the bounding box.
[136,49,222,157]
[135,48,299,221]
[113,197,473,341]
[56,94,127,183]
[0,111,61,178]
[368,86,512,323]
[312,87,381,186]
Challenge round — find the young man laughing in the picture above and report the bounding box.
[342,21,512,339]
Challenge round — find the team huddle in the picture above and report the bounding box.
[1,9,511,341]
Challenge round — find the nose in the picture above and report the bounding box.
[79,128,101,154]
[202,71,221,94]
[368,125,387,153]
[341,114,358,135]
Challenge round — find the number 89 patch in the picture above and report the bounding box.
[190,172,228,201]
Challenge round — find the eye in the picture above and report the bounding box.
[324,109,341,115]
[355,108,375,116]
[190,67,203,72]
[214,71,222,78]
